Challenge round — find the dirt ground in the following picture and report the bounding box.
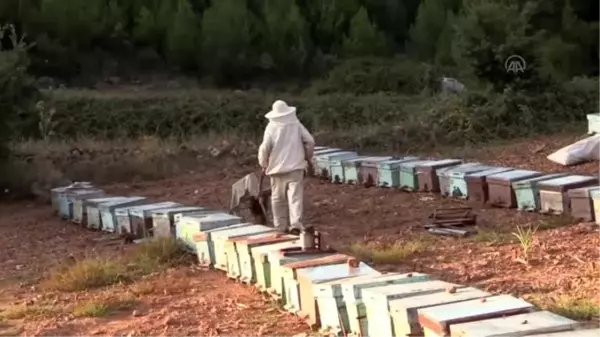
[1,133,599,336]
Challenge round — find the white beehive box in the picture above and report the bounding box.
[417,294,535,337]
[362,280,461,337]
[449,310,578,337]
[390,286,491,337]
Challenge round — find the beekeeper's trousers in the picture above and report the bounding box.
[269,169,305,232]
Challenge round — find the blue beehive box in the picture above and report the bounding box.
[512,173,569,211]
[329,153,360,183]
[377,157,420,188]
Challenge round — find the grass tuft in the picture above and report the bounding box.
[72,297,138,318]
[347,239,426,264]
[530,295,599,321]
[0,304,58,320]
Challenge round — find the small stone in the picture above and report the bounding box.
[132,310,140,317]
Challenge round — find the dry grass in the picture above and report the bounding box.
[347,238,427,264]
[42,237,188,292]
[0,304,59,320]
[470,228,516,244]
[537,214,577,230]
[529,294,600,321]
[72,296,138,318]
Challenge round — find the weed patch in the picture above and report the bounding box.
[537,215,576,230]
[512,223,540,261]
[471,228,515,244]
[347,239,427,264]
[72,297,138,318]
[0,304,58,320]
[530,295,599,321]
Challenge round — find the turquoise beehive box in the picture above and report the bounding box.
[445,164,493,198]
[512,173,569,211]
[389,286,491,337]
[341,272,431,336]
[436,163,481,197]
[251,240,302,291]
[211,224,277,272]
[313,149,345,176]
[329,153,360,183]
[225,233,297,281]
[362,280,460,337]
[341,157,370,184]
[193,222,249,266]
[318,151,358,180]
[178,212,243,254]
[399,160,433,191]
[417,294,534,337]
[311,148,342,175]
[449,310,577,337]
[151,206,207,238]
[377,157,420,188]
[99,196,147,233]
[295,261,379,329]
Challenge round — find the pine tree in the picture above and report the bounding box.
[165,0,201,70]
[408,0,447,61]
[341,7,389,57]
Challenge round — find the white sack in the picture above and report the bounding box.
[547,134,600,166]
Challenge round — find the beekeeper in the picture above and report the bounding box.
[258,100,315,234]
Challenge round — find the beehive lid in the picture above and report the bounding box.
[528,328,600,337]
[151,206,206,217]
[341,272,431,301]
[98,196,147,210]
[68,188,104,197]
[587,113,600,120]
[466,167,514,179]
[487,169,541,183]
[418,294,534,333]
[401,160,434,169]
[512,173,570,189]
[329,153,359,165]
[128,202,182,218]
[417,159,462,168]
[360,156,394,167]
[210,224,275,241]
[251,240,302,259]
[178,209,221,219]
[302,263,379,297]
[362,280,460,304]
[437,163,483,177]
[52,182,93,193]
[390,286,490,313]
[85,196,128,206]
[314,148,342,155]
[198,213,243,224]
[342,156,376,166]
[192,223,251,241]
[314,146,327,151]
[316,150,356,160]
[314,271,384,298]
[70,189,105,200]
[538,175,597,188]
[282,254,352,271]
[449,310,578,337]
[378,157,420,169]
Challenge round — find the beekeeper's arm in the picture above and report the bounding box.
[258,125,274,170]
[300,123,315,161]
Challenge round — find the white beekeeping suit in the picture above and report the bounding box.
[258,100,315,233]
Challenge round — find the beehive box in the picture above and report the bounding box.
[51,182,92,214]
[85,197,128,230]
[437,163,486,197]
[235,234,298,284]
[487,170,542,208]
[280,254,354,313]
[377,157,420,188]
[587,113,600,134]
[314,146,327,151]
[151,206,207,238]
[71,189,105,224]
[569,186,600,221]
[129,202,182,239]
[591,189,600,225]
[99,197,147,233]
[173,209,222,236]
[416,159,462,192]
[298,261,378,329]
[59,186,100,220]
[465,167,514,205]
[389,286,491,337]
[311,148,342,174]
[225,233,297,281]
[527,328,600,337]
[267,250,336,301]
[178,213,243,254]
[342,157,371,184]
[115,202,180,236]
[400,160,434,191]
[341,272,431,337]
[316,150,356,179]
[251,240,303,291]
[193,223,250,266]
[538,175,598,215]
[357,156,394,187]
[417,294,534,337]
[211,224,278,271]
[512,173,569,212]
[329,153,359,183]
[314,271,386,336]
[449,310,578,337]
[363,280,463,337]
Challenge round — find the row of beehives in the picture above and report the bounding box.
[51,182,598,337]
[311,146,600,224]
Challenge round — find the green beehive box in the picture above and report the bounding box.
[362,280,460,337]
[251,240,303,292]
[193,223,250,266]
[329,153,360,184]
[513,173,570,211]
[340,272,431,336]
[341,157,371,184]
[267,250,336,302]
[399,160,433,191]
[377,157,420,188]
[212,224,278,272]
[389,286,490,337]
[177,212,243,254]
[225,233,297,281]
